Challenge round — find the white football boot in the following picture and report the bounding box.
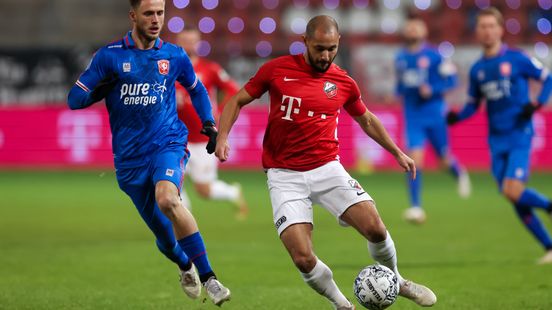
[537,250,552,265]
[204,277,231,306]
[403,207,427,225]
[335,300,355,310]
[457,170,472,199]
[179,265,201,299]
[399,279,437,307]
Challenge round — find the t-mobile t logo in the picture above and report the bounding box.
[57,110,103,163]
[281,95,302,121]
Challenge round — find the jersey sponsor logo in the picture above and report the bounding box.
[123,62,131,73]
[157,59,170,75]
[480,80,511,100]
[417,56,430,69]
[119,78,167,106]
[275,215,287,229]
[500,62,511,76]
[401,69,422,87]
[324,81,337,98]
[165,169,174,177]
[283,77,299,81]
[281,95,302,121]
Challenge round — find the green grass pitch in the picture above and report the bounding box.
[1,169,551,309]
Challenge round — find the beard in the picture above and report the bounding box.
[136,23,159,42]
[307,50,335,73]
[404,37,422,47]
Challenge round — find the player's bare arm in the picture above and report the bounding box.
[215,88,254,162]
[353,110,416,179]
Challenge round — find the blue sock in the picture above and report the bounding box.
[514,204,552,250]
[178,232,215,283]
[407,170,422,208]
[447,158,461,179]
[156,240,191,271]
[518,188,552,211]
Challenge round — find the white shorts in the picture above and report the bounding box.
[186,142,218,184]
[266,161,373,236]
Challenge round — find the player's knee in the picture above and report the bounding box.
[502,182,523,203]
[157,195,181,217]
[291,252,317,273]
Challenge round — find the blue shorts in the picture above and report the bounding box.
[491,145,530,187]
[405,118,449,158]
[116,144,189,212]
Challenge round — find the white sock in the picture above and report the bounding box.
[300,258,350,308]
[367,231,404,284]
[209,180,240,201]
[180,190,192,210]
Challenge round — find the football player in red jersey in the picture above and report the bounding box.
[175,27,248,219]
[215,16,437,309]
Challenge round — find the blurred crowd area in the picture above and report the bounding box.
[0,0,550,106]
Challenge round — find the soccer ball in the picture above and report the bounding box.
[353,264,399,310]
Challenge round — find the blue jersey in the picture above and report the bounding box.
[460,45,552,149]
[395,43,457,122]
[68,31,214,168]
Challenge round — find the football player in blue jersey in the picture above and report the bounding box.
[448,7,552,264]
[395,18,471,224]
[67,0,231,304]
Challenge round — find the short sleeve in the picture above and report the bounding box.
[243,61,273,99]
[343,78,367,116]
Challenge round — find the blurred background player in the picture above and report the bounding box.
[395,17,471,224]
[67,0,231,305]
[448,7,552,264]
[216,15,436,310]
[174,26,248,219]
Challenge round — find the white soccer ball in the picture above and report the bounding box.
[353,264,399,310]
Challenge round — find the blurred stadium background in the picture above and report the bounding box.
[1,1,552,309]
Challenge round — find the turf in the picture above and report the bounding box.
[1,169,551,309]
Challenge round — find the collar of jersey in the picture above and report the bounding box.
[123,31,163,50]
[482,44,508,60]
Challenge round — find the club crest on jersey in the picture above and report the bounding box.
[123,62,131,72]
[348,179,362,190]
[417,56,430,69]
[500,62,511,76]
[158,60,170,75]
[324,81,337,98]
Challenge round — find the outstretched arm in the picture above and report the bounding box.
[353,110,416,179]
[215,88,255,162]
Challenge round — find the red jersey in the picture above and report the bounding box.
[244,54,367,171]
[176,58,239,143]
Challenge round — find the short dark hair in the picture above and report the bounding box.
[305,15,339,39]
[129,0,142,9]
[477,7,504,25]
